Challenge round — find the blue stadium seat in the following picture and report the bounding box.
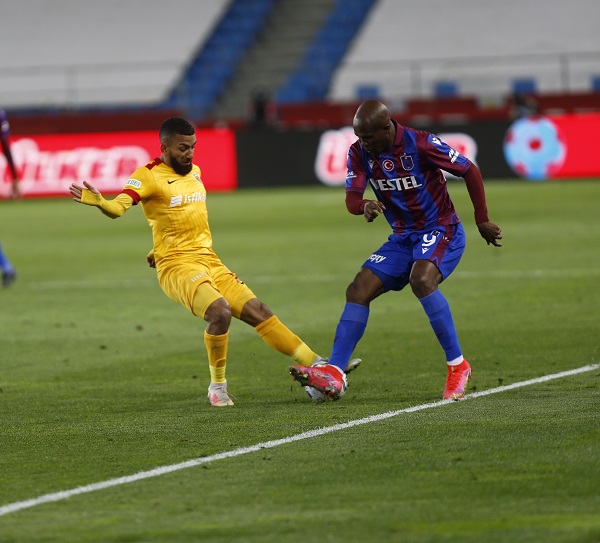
[513,78,537,94]
[356,84,380,100]
[276,85,309,104]
[434,81,458,98]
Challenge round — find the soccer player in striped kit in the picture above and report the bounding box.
[70,117,325,406]
[291,100,502,401]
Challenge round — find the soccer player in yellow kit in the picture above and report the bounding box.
[69,117,323,406]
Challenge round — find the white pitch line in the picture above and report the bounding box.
[1,363,598,517]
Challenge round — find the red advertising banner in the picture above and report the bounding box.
[503,112,600,180]
[0,128,237,198]
[546,113,600,178]
[314,128,479,186]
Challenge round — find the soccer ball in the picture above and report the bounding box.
[304,371,348,402]
[305,385,326,402]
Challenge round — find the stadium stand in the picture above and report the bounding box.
[330,0,600,100]
[0,0,228,110]
[276,0,377,104]
[165,0,277,119]
[2,0,600,133]
[210,0,339,121]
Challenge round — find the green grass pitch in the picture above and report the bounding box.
[0,179,599,542]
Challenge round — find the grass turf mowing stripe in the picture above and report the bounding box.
[21,267,600,290]
[1,363,597,517]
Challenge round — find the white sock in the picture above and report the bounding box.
[447,356,464,366]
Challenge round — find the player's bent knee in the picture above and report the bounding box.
[346,282,376,304]
[240,298,273,327]
[204,297,231,321]
[345,281,362,302]
[204,297,232,333]
[409,275,437,298]
[346,269,381,304]
[410,260,442,297]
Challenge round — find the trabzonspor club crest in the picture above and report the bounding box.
[400,155,414,171]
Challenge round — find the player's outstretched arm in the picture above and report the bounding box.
[69,180,131,219]
[70,180,99,202]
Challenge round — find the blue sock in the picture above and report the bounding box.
[419,290,462,363]
[0,243,14,273]
[329,303,370,372]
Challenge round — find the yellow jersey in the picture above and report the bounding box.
[121,159,213,263]
[80,157,258,316]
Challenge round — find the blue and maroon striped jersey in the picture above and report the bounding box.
[346,120,472,234]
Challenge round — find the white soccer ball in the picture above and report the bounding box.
[305,385,326,402]
[304,371,348,402]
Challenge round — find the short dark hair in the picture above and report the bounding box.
[159,117,195,143]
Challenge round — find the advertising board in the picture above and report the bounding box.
[0,129,237,198]
[503,113,600,180]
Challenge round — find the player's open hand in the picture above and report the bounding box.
[69,180,99,202]
[364,200,385,222]
[477,221,503,247]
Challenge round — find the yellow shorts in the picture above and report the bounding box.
[157,252,256,319]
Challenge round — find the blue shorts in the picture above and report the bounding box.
[362,223,466,291]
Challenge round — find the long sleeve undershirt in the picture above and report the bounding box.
[80,189,134,219]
